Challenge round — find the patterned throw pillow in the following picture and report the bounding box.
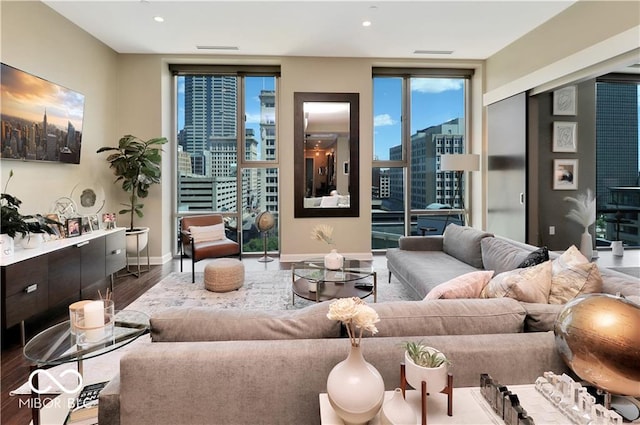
[481,260,552,304]
[517,246,549,268]
[549,245,603,304]
[424,270,495,300]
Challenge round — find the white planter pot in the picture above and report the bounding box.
[404,349,449,393]
[21,233,43,249]
[125,227,149,255]
[0,234,15,256]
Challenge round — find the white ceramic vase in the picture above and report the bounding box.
[611,240,624,257]
[380,388,416,425]
[327,344,385,425]
[579,228,593,260]
[404,349,449,394]
[324,248,344,270]
[0,234,15,256]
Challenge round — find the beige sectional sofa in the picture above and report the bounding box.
[98,225,638,425]
[99,299,571,425]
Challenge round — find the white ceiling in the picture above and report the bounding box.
[43,0,578,60]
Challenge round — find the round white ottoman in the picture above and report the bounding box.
[204,258,244,292]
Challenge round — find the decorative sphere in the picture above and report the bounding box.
[554,294,640,396]
[255,211,275,232]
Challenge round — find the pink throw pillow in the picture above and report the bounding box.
[424,270,495,300]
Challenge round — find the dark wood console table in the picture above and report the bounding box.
[0,228,126,345]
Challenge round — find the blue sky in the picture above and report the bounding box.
[373,77,464,160]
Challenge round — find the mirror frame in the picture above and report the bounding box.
[294,92,360,218]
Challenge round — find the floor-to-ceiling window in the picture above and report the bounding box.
[172,65,280,255]
[372,69,472,249]
[595,76,640,248]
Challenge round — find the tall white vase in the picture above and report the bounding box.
[579,228,593,260]
[327,345,385,425]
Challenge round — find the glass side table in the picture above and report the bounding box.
[291,258,377,304]
[23,310,149,425]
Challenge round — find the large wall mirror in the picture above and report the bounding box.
[294,92,359,218]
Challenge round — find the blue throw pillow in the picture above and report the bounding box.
[517,246,549,268]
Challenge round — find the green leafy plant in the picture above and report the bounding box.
[1,170,59,239]
[401,341,451,368]
[97,135,168,231]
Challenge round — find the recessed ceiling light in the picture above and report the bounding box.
[196,45,240,51]
[413,50,454,55]
[362,20,372,27]
[153,16,164,23]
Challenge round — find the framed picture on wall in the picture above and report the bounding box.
[552,121,577,152]
[553,159,578,190]
[553,86,577,116]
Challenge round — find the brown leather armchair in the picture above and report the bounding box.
[180,214,241,283]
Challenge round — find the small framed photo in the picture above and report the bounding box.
[553,159,578,190]
[102,212,116,230]
[81,216,92,234]
[88,214,100,231]
[45,213,66,239]
[66,217,82,238]
[553,86,577,116]
[552,122,577,152]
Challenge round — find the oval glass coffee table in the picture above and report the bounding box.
[291,258,377,304]
[23,310,150,425]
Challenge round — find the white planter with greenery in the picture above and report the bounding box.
[402,341,450,393]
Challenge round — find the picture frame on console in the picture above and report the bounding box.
[45,213,66,239]
[66,217,82,237]
[81,216,92,234]
[553,159,578,190]
[88,214,100,231]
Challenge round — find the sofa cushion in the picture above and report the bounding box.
[549,246,603,304]
[519,302,564,332]
[370,298,526,337]
[518,246,549,268]
[443,224,493,268]
[150,302,341,342]
[423,270,494,300]
[481,260,552,304]
[481,237,531,275]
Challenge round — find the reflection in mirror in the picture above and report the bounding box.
[294,92,359,218]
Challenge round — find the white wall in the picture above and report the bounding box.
[484,1,640,104]
[0,1,118,223]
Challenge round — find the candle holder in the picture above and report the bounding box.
[74,299,115,347]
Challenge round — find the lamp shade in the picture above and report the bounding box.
[440,154,480,172]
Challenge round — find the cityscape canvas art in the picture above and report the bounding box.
[0,63,85,164]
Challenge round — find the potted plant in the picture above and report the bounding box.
[401,340,451,393]
[1,170,59,252]
[97,135,168,253]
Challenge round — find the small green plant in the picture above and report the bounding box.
[401,341,451,368]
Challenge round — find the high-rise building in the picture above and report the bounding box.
[183,76,237,175]
[596,82,639,245]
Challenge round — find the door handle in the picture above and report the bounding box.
[519,193,525,205]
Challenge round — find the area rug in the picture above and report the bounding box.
[12,267,412,395]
